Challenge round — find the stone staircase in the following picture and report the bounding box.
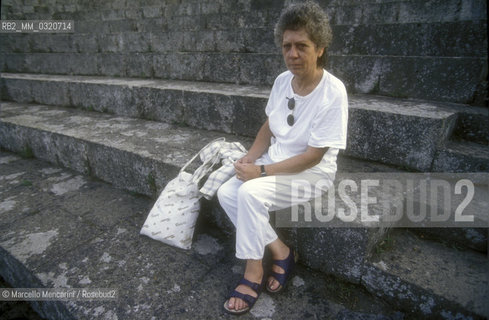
[1,73,488,319]
[1,0,488,319]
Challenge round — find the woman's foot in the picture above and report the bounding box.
[225,260,264,314]
[267,244,290,291]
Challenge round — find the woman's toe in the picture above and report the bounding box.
[228,298,234,309]
[236,299,244,311]
[267,277,276,290]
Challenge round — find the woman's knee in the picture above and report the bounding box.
[217,178,237,203]
[217,184,229,204]
[237,180,266,202]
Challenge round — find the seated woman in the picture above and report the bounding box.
[218,1,348,315]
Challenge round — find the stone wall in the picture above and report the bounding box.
[1,0,487,105]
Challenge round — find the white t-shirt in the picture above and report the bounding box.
[265,70,348,175]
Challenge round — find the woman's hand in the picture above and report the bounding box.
[234,161,260,182]
[237,155,255,164]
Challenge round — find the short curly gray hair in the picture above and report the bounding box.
[274,1,333,68]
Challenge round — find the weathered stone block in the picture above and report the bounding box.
[48,34,76,53]
[164,52,206,81]
[67,53,99,75]
[183,30,216,52]
[231,10,268,29]
[69,81,138,117]
[30,80,71,106]
[132,86,184,124]
[329,55,486,104]
[203,53,240,83]
[452,108,489,144]
[136,17,166,33]
[72,34,99,53]
[74,19,106,33]
[328,55,382,94]
[397,0,485,23]
[238,53,284,85]
[330,21,487,58]
[125,52,154,77]
[412,227,488,253]
[432,141,489,172]
[0,101,242,197]
[242,28,277,54]
[365,229,488,319]
[29,34,52,53]
[0,122,90,175]
[1,54,25,73]
[150,32,184,52]
[1,78,33,103]
[380,56,486,104]
[0,34,29,53]
[97,53,126,76]
[101,8,125,20]
[124,8,142,19]
[183,91,235,133]
[98,33,124,53]
[142,5,162,18]
[330,4,364,25]
[22,53,66,74]
[346,95,458,171]
[231,95,267,137]
[214,30,244,53]
[122,31,151,52]
[200,2,220,15]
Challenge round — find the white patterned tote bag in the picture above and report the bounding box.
[140,137,224,249]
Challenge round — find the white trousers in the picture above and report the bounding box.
[217,154,334,260]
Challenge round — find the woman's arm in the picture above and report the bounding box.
[239,119,273,163]
[264,146,328,175]
[234,145,328,181]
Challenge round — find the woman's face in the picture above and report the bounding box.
[282,28,324,78]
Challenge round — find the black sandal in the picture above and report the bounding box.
[266,249,297,293]
[223,277,264,315]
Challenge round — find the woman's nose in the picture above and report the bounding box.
[287,46,299,58]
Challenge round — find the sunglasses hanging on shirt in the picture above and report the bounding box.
[286,97,295,126]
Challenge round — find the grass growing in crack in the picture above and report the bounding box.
[147,173,157,197]
[375,233,395,254]
[20,145,34,159]
[21,180,32,186]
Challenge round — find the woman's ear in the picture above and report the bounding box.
[317,47,325,58]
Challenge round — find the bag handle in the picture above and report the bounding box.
[190,149,222,184]
[180,137,225,178]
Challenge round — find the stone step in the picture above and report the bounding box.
[1,20,485,58]
[410,227,488,253]
[2,0,486,31]
[330,21,487,58]
[364,228,488,319]
[452,106,489,145]
[0,151,401,320]
[0,51,484,103]
[432,141,489,172]
[329,55,485,104]
[0,101,247,197]
[0,73,467,172]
